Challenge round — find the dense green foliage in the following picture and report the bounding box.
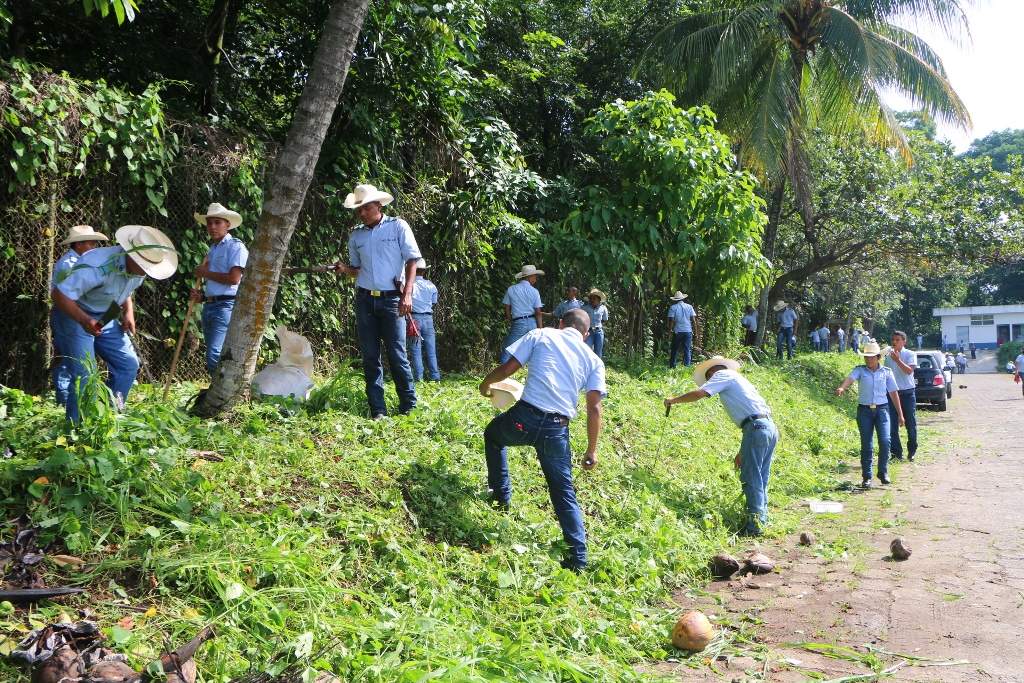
[996,341,1023,367]
[1,353,874,680]
[963,128,1024,173]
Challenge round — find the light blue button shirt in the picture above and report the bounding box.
[700,369,772,428]
[819,327,829,341]
[204,233,249,297]
[51,249,79,290]
[56,246,145,314]
[411,276,438,314]
[883,348,917,391]
[552,299,582,319]
[777,308,798,328]
[508,327,607,420]
[581,303,608,329]
[502,280,543,318]
[837,328,845,339]
[348,215,422,292]
[741,311,757,332]
[668,301,695,332]
[848,365,898,405]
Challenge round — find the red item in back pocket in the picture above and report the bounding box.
[406,317,420,338]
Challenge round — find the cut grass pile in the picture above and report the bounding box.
[0,352,870,681]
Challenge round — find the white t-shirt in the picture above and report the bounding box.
[1015,354,1024,372]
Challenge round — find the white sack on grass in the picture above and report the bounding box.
[251,325,315,400]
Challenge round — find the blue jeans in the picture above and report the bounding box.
[777,327,794,359]
[484,401,587,568]
[355,292,416,416]
[585,327,604,358]
[51,307,139,423]
[407,313,440,381]
[838,338,845,353]
[501,318,537,364]
[50,308,71,407]
[739,418,779,534]
[811,339,819,352]
[201,299,234,375]
[669,331,692,368]
[888,389,917,457]
[856,405,891,481]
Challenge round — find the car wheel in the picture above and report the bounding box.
[937,395,947,412]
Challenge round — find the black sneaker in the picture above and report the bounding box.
[879,474,891,485]
[559,558,586,574]
[908,452,916,462]
[859,479,872,489]
[371,413,387,422]
[890,454,903,461]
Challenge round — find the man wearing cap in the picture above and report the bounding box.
[774,301,798,360]
[884,331,918,462]
[834,341,905,488]
[546,286,582,326]
[479,308,606,572]
[667,291,697,368]
[189,203,249,375]
[50,225,177,422]
[49,226,109,406]
[500,265,544,364]
[741,305,758,347]
[664,356,778,536]
[333,184,421,419]
[581,289,609,358]
[407,258,440,382]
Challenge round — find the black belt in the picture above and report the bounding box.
[740,413,771,428]
[519,400,569,423]
[357,287,400,297]
[898,388,916,394]
[512,315,534,321]
[589,327,602,331]
[858,404,882,410]
[204,295,236,303]
[412,311,432,315]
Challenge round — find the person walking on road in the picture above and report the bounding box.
[407,258,440,382]
[664,356,778,536]
[884,331,918,462]
[500,265,545,363]
[667,291,697,368]
[956,352,968,374]
[1014,350,1024,396]
[774,301,798,360]
[479,308,605,572]
[333,184,421,420]
[581,289,609,358]
[546,286,582,325]
[741,305,758,347]
[970,342,976,360]
[834,341,904,489]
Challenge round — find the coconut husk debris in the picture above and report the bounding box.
[0,515,50,589]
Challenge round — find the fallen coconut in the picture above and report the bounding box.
[890,537,912,560]
[31,648,81,683]
[85,660,136,682]
[708,552,740,579]
[743,552,775,574]
[671,611,715,651]
[799,532,816,546]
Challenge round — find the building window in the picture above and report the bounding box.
[971,315,994,326]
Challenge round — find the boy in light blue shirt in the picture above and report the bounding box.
[667,291,697,368]
[547,286,582,325]
[774,301,798,360]
[580,289,609,358]
[500,265,544,363]
[407,258,440,382]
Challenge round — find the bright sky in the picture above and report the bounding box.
[887,0,1024,152]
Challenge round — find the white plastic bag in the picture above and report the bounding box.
[251,325,315,400]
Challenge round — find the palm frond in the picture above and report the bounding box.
[839,0,973,46]
[739,41,800,182]
[709,5,780,100]
[643,10,737,98]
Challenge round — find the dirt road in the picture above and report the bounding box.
[667,372,1024,682]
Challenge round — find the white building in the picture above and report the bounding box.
[932,304,1024,350]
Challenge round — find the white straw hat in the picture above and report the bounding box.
[488,379,523,410]
[859,341,883,357]
[586,288,606,303]
[115,225,178,280]
[194,202,243,229]
[344,184,394,209]
[694,355,741,386]
[415,258,429,269]
[60,225,109,245]
[515,265,545,280]
[773,300,788,311]
[670,291,687,301]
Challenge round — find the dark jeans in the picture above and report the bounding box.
[355,292,416,416]
[856,405,891,481]
[484,401,587,568]
[777,327,794,359]
[888,389,917,458]
[669,331,692,368]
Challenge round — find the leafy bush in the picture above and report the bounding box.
[997,341,1024,367]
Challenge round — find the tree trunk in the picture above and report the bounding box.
[198,0,235,115]
[844,274,858,338]
[754,180,786,348]
[193,0,371,416]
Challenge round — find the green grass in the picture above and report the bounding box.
[0,352,871,682]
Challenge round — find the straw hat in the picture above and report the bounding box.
[586,288,606,303]
[194,202,242,229]
[415,258,429,269]
[60,225,109,245]
[488,379,523,410]
[514,265,545,280]
[858,341,883,357]
[773,300,788,312]
[694,355,741,386]
[344,183,394,209]
[669,291,688,301]
[115,225,178,280]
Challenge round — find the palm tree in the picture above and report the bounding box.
[644,0,972,346]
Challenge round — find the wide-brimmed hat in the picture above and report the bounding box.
[344,184,394,209]
[194,202,242,229]
[415,258,429,269]
[586,288,606,303]
[488,379,523,410]
[694,355,741,386]
[773,300,788,311]
[670,291,688,301]
[60,225,109,245]
[515,265,545,280]
[859,341,883,357]
[115,225,178,280]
